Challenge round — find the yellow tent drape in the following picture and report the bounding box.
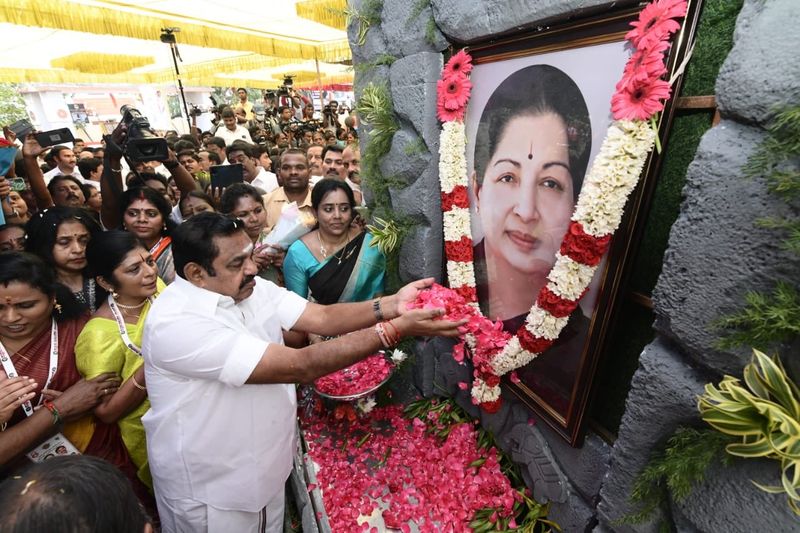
[0,0,351,62]
[296,0,347,31]
[51,53,154,74]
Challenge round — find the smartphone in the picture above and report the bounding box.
[210,163,244,189]
[34,128,75,148]
[8,119,33,140]
[9,178,26,191]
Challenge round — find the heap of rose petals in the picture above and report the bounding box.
[301,404,518,531]
[407,284,512,401]
[315,353,393,397]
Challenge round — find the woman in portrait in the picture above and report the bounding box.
[471,64,592,411]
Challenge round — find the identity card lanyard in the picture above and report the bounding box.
[0,319,59,417]
[107,294,150,356]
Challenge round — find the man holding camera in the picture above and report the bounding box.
[234,88,254,123]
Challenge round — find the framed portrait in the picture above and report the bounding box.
[457,2,702,444]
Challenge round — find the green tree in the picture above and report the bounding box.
[0,83,27,125]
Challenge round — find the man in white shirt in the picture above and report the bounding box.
[142,213,462,532]
[43,145,81,184]
[306,143,324,186]
[216,107,253,146]
[227,141,278,195]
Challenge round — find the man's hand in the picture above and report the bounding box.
[21,134,44,159]
[0,176,10,198]
[393,308,467,339]
[2,126,16,144]
[392,278,436,317]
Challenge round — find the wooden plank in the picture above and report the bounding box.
[674,95,716,109]
[628,291,654,310]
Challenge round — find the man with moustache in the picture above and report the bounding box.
[306,143,324,186]
[321,144,362,204]
[263,149,315,236]
[43,146,81,185]
[342,143,364,205]
[226,141,278,195]
[47,175,85,207]
[142,212,463,532]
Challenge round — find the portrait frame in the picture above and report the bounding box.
[454,1,703,445]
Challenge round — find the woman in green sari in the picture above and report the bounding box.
[283,180,385,305]
[75,230,162,491]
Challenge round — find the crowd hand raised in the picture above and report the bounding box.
[209,186,226,208]
[43,373,121,421]
[393,308,467,339]
[21,134,44,159]
[0,374,38,424]
[0,176,10,198]
[2,126,16,144]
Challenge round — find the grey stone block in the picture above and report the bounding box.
[548,483,597,533]
[398,224,443,283]
[347,0,388,64]
[673,458,797,533]
[506,421,568,503]
[652,121,800,375]
[381,0,448,56]
[378,126,432,186]
[389,52,443,151]
[597,338,707,533]
[537,421,613,502]
[389,164,440,224]
[716,0,800,126]
[353,65,390,102]
[429,0,618,43]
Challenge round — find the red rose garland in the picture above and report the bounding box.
[428,0,688,411]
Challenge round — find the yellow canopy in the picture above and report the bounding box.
[0,0,352,88]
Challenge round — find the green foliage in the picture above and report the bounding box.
[744,106,800,195]
[407,0,430,24]
[425,18,438,45]
[353,54,397,74]
[620,428,732,526]
[716,282,800,350]
[366,216,402,255]
[699,350,800,514]
[403,137,428,157]
[344,0,384,46]
[403,397,559,532]
[0,84,28,125]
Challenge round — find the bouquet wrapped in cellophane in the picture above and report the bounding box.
[258,201,315,250]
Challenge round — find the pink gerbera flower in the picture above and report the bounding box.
[436,74,472,122]
[616,39,670,93]
[443,49,473,79]
[611,77,672,121]
[625,0,688,49]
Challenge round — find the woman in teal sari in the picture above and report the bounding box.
[284,180,385,305]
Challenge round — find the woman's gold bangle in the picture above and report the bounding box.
[130,374,146,391]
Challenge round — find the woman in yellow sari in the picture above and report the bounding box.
[75,230,162,491]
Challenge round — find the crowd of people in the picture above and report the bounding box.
[0,88,464,532]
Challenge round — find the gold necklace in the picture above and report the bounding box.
[317,231,354,265]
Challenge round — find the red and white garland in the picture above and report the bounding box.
[435,0,688,411]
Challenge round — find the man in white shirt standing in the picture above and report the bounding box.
[216,107,253,146]
[43,145,81,184]
[142,213,462,532]
[227,141,278,195]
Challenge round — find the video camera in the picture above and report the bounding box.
[119,105,168,162]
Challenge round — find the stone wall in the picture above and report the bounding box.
[352,0,800,531]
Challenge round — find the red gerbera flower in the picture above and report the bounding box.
[611,77,672,121]
[443,49,473,79]
[436,73,472,123]
[625,0,688,49]
[616,39,669,93]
